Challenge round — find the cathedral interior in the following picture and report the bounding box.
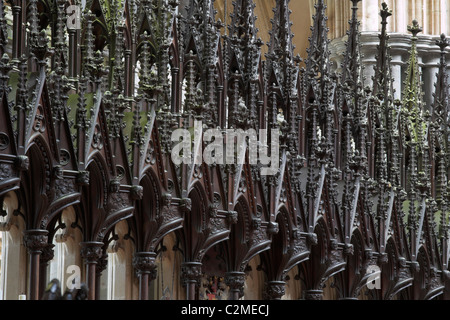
[0,0,450,301]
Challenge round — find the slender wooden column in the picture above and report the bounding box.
[80,241,103,300]
[181,262,202,300]
[23,229,49,300]
[95,254,108,300]
[133,252,157,300]
[171,67,180,113]
[124,49,132,98]
[68,28,78,79]
[11,4,22,61]
[39,244,55,298]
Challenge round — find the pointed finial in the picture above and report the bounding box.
[380,2,392,22]
[436,33,449,53]
[408,20,423,39]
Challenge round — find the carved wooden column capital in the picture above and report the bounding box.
[265,281,285,300]
[181,262,202,287]
[80,241,104,264]
[305,289,324,300]
[80,242,103,300]
[225,272,246,300]
[181,262,203,300]
[23,229,48,254]
[23,229,49,300]
[133,252,158,300]
[133,252,157,280]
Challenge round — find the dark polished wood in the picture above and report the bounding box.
[1,0,449,300]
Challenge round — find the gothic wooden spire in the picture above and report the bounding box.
[82,11,97,83]
[432,34,449,240]
[432,34,449,129]
[184,0,220,63]
[227,0,262,83]
[265,0,300,143]
[182,0,220,128]
[372,3,395,106]
[370,3,403,188]
[340,0,367,164]
[106,23,126,142]
[304,0,331,104]
[341,0,364,92]
[227,0,263,130]
[266,0,296,64]
[49,0,70,124]
[75,11,96,161]
[266,0,301,89]
[403,19,425,140]
[228,0,259,47]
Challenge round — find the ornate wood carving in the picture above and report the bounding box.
[0,0,449,300]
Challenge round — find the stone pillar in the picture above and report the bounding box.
[23,229,48,300]
[389,34,411,99]
[422,55,440,109]
[418,36,441,109]
[225,272,246,300]
[361,0,381,32]
[80,241,103,300]
[394,0,409,33]
[360,32,379,87]
[181,262,202,300]
[390,53,405,99]
[265,281,285,300]
[133,252,157,300]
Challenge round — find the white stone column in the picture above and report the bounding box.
[389,34,412,99]
[383,0,395,32]
[361,0,380,32]
[360,32,379,87]
[389,54,405,100]
[394,0,408,33]
[412,0,425,33]
[418,35,442,109]
[445,0,450,35]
